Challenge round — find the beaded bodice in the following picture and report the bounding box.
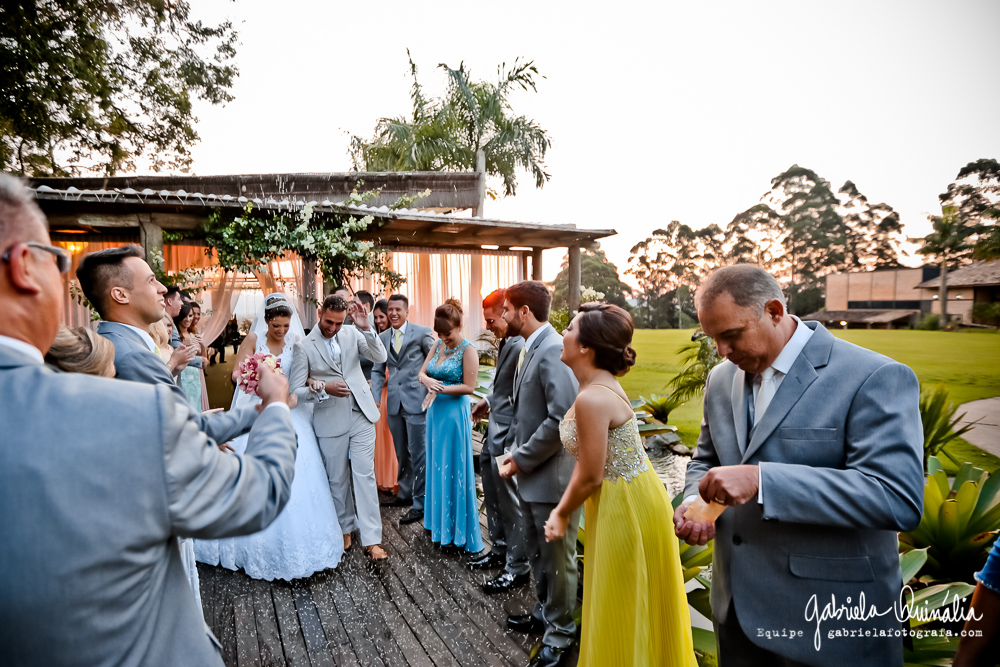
[427,338,471,385]
[559,415,650,483]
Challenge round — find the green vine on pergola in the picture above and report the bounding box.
[201,186,427,293]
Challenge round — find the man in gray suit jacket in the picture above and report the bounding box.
[498,281,579,667]
[0,175,298,667]
[289,295,389,559]
[77,245,256,445]
[470,288,531,593]
[674,265,924,667]
[371,294,435,525]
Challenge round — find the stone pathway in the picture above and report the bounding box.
[956,397,1000,459]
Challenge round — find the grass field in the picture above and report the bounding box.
[620,328,1000,472]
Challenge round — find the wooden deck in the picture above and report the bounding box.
[198,501,578,667]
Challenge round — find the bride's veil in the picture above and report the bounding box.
[230,292,307,411]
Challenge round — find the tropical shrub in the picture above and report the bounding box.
[971,302,1000,327]
[917,313,940,330]
[919,384,975,468]
[667,330,722,404]
[899,456,1000,584]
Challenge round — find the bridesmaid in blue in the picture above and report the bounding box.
[418,298,484,553]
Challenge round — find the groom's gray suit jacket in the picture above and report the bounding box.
[685,322,924,666]
[97,321,256,444]
[288,324,387,437]
[0,344,297,667]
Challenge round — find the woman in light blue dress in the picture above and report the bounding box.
[173,302,204,409]
[418,298,484,554]
[195,293,344,580]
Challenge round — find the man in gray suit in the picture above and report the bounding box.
[76,244,256,445]
[469,288,532,594]
[371,293,435,526]
[674,264,924,667]
[289,295,389,559]
[498,281,579,667]
[0,175,298,666]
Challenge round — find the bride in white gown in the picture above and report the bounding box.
[195,293,343,580]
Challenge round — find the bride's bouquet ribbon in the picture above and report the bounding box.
[236,352,283,397]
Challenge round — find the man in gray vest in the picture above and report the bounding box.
[498,281,579,667]
[469,288,532,594]
[371,293,434,526]
[0,174,298,666]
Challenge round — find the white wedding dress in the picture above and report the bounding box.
[194,307,344,580]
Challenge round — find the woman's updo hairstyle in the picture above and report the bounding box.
[434,298,463,336]
[45,326,116,376]
[264,293,293,321]
[575,303,637,376]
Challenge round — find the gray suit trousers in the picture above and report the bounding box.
[388,411,426,511]
[480,449,530,575]
[317,408,381,546]
[522,499,581,649]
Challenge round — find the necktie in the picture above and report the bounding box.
[753,367,778,425]
[154,345,161,357]
[393,329,402,354]
[516,346,526,376]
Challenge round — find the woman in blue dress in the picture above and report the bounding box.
[418,298,484,554]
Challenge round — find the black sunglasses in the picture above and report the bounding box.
[1,242,72,274]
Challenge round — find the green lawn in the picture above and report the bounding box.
[621,328,1000,472]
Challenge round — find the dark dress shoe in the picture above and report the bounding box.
[528,644,570,667]
[380,495,411,507]
[483,571,530,595]
[466,550,505,570]
[505,613,544,634]
[399,508,423,525]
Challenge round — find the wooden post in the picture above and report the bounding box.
[137,215,164,271]
[519,252,529,283]
[472,149,486,218]
[531,248,543,281]
[568,245,581,313]
[301,258,317,329]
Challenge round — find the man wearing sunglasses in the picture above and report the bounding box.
[0,174,299,666]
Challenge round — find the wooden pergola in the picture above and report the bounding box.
[28,172,614,316]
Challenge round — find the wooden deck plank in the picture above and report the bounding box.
[234,594,263,667]
[327,565,386,667]
[219,570,240,667]
[290,580,334,667]
[382,525,491,667]
[271,581,312,667]
[308,572,359,667]
[394,521,528,667]
[250,580,286,667]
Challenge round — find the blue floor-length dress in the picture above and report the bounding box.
[423,339,484,553]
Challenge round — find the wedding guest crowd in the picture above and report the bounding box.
[1,168,943,667]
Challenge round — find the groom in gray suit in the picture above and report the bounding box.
[289,294,389,559]
[0,174,298,666]
[674,264,924,667]
[77,244,256,445]
[371,294,435,526]
[499,281,579,667]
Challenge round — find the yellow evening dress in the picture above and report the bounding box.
[559,388,697,667]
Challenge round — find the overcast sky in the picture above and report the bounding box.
[187,0,1000,284]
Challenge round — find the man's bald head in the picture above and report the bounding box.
[0,175,47,249]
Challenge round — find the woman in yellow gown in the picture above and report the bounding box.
[544,303,696,667]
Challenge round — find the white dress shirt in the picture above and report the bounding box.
[0,334,44,364]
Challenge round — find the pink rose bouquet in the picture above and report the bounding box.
[236,352,282,397]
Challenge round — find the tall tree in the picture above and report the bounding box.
[914,206,976,323]
[939,158,1000,261]
[838,180,905,269]
[1,1,238,176]
[550,249,631,311]
[351,54,551,197]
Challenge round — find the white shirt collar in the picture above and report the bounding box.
[0,334,44,364]
[391,321,408,337]
[769,316,813,376]
[523,322,552,352]
[110,322,158,353]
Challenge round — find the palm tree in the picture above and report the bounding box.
[914,206,975,324]
[351,54,551,197]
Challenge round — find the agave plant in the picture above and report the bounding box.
[899,456,1000,583]
[898,547,976,665]
[919,384,976,468]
